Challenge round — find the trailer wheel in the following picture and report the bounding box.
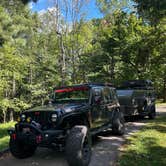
[65,125,91,166]
[139,101,147,119]
[148,105,156,119]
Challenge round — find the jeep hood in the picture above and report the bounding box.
[25,103,88,114]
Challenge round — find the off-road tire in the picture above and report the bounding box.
[138,102,147,119]
[65,125,92,166]
[112,111,125,135]
[148,105,156,119]
[9,138,36,159]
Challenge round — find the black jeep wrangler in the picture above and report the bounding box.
[117,80,156,119]
[8,83,125,166]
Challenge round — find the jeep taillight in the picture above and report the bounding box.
[12,134,16,140]
[36,135,42,144]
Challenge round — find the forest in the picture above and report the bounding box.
[0,0,165,123]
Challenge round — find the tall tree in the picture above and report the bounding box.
[96,0,132,14]
[45,0,90,85]
[133,0,166,26]
[21,0,38,4]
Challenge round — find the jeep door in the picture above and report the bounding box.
[91,87,106,129]
[102,87,118,124]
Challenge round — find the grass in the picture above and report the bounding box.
[156,99,166,106]
[0,121,15,151]
[156,102,166,106]
[119,116,166,166]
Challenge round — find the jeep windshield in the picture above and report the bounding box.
[53,86,89,103]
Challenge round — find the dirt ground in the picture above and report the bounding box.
[0,105,165,166]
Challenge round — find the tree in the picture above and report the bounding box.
[133,0,166,101]
[21,0,38,4]
[0,2,43,121]
[133,0,166,26]
[96,0,132,14]
[42,0,91,85]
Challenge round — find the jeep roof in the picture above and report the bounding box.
[54,83,114,90]
[118,80,154,89]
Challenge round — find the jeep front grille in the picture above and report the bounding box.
[24,111,51,127]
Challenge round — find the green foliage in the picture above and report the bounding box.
[21,0,38,4]
[133,0,166,26]
[88,6,165,96]
[0,0,165,122]
[0,121,16,150]
[119,116,166,166]
[96,0,133,14]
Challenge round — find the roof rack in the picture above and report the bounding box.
[119,80,153,89]
[88,82,113,87]
[54,82,114,90]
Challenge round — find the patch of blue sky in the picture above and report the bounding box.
[82,0,103,20]
[30,0,53,12]
[31,0,103,20]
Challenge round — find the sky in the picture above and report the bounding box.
[31,0,103,20]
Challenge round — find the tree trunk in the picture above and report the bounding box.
[11,73,16,122]
[9,109,14,122]
[3,110,7,123]
[58,34,66,86]
[163,77,166,102]
[12,72,16,97]
[72,54,76,84]
[41,98,44,106]
[30,66,33,84]
[110,55,115,82]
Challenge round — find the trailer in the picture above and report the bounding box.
[117,80,156,119]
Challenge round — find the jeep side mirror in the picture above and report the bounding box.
[92,88,102,105]
[44,99,53,105]
[94,96,101,104]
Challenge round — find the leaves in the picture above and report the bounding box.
[0,0,165,122]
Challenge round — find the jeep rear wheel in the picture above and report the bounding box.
[9,138,36,159]
[65,125,92,166]
[112,111,125,135]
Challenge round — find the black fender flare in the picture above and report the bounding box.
[58,111,90,128]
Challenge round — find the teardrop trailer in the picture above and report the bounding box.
[8,83,125,166]
[117,80,156,119]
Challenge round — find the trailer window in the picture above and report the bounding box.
[117,90,133,97]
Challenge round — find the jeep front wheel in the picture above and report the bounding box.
[9,138,36,159]
[65,125,92,166]
[112,111,125,135]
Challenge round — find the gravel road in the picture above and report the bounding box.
[0,105,165,166]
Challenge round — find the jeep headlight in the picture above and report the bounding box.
[51,114,57,122]
[21,114,26,121]
[65,108,73,113]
